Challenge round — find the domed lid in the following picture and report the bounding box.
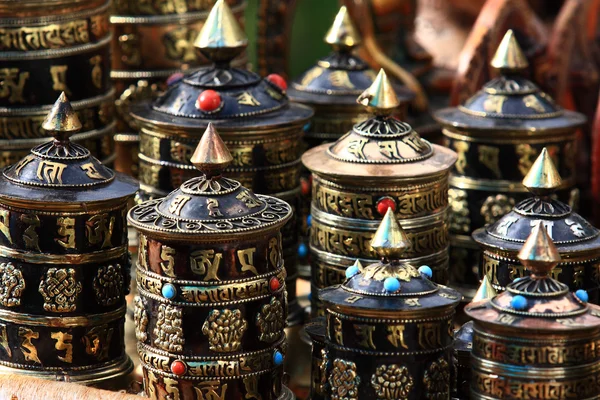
[130,0,313,130]
[288,6,413,105]
[473,148,600,251]
[128,124,292,237]
[466,225,600,331]
[319,209,461,314]
[434,30,586,132]
[0,93,138,205]
[302,69,456,178]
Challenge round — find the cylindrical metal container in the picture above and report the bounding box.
[318,209,461,399]
[465,224,600,400]
[110,0,247,178]
[305,318,327,400]
[473,147,600,304]
[287,6,414,278]
[128,124,294,400]
[0,0,116,167]
[130,0,313,327]
[0,94,138,383]
[302,69,456,316]
[434,30,586,295]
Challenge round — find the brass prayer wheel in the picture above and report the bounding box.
[302,68,456,316]
[434,30,585,294]
[288,5,413,150]
[110,0,247,178]
[130,0,313,326]
[0,0,116,167]
[316,209,461,399]
[465,224,600,400]
[128,124,294,400]
[0,94,138,383]
[473,148,600,304]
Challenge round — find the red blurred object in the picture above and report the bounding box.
[267,73,288,91]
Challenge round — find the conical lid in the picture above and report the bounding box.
[0,93,138,205]
[319,209,461,314]
[434,30,586,132]
[466,226,600,331]
[302,69,456,179]
[131,0,312,130]
[473,147,599,249]
[289,7,413,104]
[128,124,292,236]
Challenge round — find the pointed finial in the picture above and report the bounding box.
[194,0,248,63]
[351,259,364,272]
[324,6,362,51]
[522,148,562,196]
[371,208,411,259]
[191,123,233,177]
[41,92,82,142]
[472,275,497,302]
[490,30,529,72]
[518,223,561,278]
[356,69,400,115]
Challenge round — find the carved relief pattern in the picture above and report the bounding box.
[202,309,247,352]
[93,264,123,306]
[424,357,450,399]
[153,304,185,353]
[480,194,515,225]
[134,296,149,342]
[329,359,360,400]
[0,262,25,307]
[371,364,414,399]
[448,188,470,234]
[39,268,82,312]
[256,296,284,343]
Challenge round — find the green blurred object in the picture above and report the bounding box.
[245,0,339,77]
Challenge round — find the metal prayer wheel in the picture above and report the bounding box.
[434,30,586,294]
[0,94,138,382]
[128,124,294,400]
[466,224,600,400]
[110,0,247,178]
[317,209,461,399]
[305,318,326,400]
[288,6,413,150]
[302,68,456,316]
[130,0,313,326]
[287,6,413,277]
[473,148,600,304]
[0,0,116,168]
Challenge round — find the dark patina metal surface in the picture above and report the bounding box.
[0,94,138,383]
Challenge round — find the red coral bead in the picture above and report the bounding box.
[267,74,287,91]
[376,197,396,216]
[301,177,311,196]
[171,360,187,376]
[269,277,281,292]
[196,90,221,112]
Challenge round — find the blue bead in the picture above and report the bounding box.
[345,265,359,279]
[576,289,589,303]
[307,215,312,227]
[303,123,311,132]
[298,243,308,258]
[308,292,313,301]
[418,265,433,279]
[383,277,401,293]
[273,350,284,366]
[510,295,527,310]
[162,283,177,300]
